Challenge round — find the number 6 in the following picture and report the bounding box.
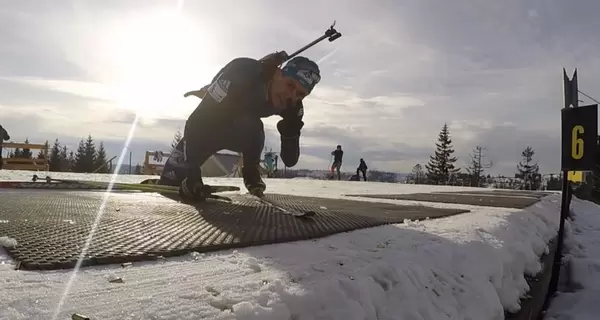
[572,125,584,159]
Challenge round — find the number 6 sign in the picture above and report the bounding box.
[561,104,598,171]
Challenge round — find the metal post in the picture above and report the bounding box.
[129,151,132,174]
[546,68,579,303]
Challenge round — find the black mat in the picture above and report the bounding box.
[345,192,544,209]
[437,190,552,199]
[0,190,468,270]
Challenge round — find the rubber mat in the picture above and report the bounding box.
[437,190,552,199]
[344,192,544,209]
[0,190,468,270]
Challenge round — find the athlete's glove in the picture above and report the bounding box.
[277,119,303,167]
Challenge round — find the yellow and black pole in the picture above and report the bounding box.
[547,68,598,301]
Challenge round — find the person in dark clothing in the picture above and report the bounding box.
[357,158,368,181]
[158,53,321,202]
[330,145,343,180]
[0,125,10,170]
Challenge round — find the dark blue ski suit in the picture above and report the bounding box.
[159,57,310,195]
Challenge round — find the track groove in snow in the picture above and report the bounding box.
[0,171,561,319]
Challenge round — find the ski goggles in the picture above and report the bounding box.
[282,65,321,94]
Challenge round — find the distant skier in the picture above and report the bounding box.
[357,158,368,181]
[330,145,343,180]
[158,52,321,202]
[0,124,10,170]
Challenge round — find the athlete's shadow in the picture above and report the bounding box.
[158,192,318,252]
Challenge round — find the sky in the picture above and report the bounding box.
[1,0,600,176]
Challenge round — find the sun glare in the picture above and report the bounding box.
[100,8,217,120]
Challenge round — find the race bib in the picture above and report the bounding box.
[207,78,231,103]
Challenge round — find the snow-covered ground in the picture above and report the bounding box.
[0,170,562,320]
[544,197,600,320]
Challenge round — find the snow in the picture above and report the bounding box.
[0,170,562,320]
[543,197,600,320]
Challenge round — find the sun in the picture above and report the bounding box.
[99,7,219,120]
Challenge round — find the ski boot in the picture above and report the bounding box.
[179,176,212,203]
[243,165,266,198]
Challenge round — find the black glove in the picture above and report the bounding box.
[179,177,211,202]
[277,118,304,139]
[278,119,303,167]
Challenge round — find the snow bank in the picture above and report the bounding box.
[544,197,600,320]
[0,186,561,320]
[0,236,17,267]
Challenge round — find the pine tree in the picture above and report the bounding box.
[83,134,96,172]
[425,123,460,185]
[59,145,68,171]
[94,141,108,173]
[516,146,540,190]
[171,129,183,152]
[49,139,62,171]
[13,148,21,158]
[21,138,33,159]
[134,164,142,174]
[73,139,87,172]
[466,146,493,187]
[37,140,49,159]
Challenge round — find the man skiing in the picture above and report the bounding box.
[0,125,10,170]
[158,52,321,202]
[357,158,368,181]
[330,145,343,180]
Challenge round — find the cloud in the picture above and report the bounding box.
[1,0,600,176]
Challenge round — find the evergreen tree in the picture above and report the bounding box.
[171,129,183,152]
[37,140,49,159]
[49,139,62,171]
[84,134,96,172]
[21,138,33,159]
[94,141,108,173]
[134,164,142,174]
[466,146,493,187]
[59,145,68,172]
[13,148,21,158]
[425,123,460,184]
[516,146,540,190]
[74,139,87,172]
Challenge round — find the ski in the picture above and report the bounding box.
[29,175,240,194]
[250,194,315,218]
[0,180,105,190]
[138,178,240,194]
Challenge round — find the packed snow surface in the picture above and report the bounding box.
[544,197,600,320]
[0,170,561,320]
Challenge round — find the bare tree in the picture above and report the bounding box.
[411,163,426,184]
[466,146,493,187]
